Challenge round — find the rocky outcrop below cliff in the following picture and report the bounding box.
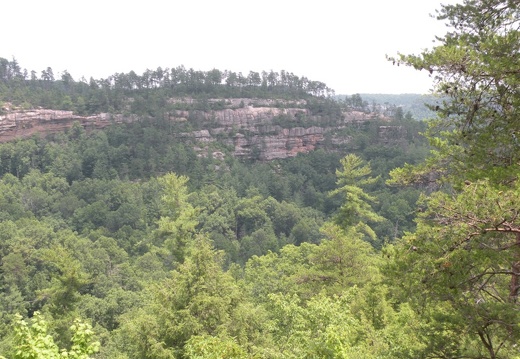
[0,98,399,160]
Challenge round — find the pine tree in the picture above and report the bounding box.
[388,1,520,358]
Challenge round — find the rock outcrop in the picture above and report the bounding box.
[0,109,137,142]
[0,98,393,160]
[228,126,325,161]
[172,107,332,160]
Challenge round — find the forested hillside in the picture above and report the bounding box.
[1,1,520,358]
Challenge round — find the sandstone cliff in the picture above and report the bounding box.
[0,109,138,142]
[168,98,387,160]
[0,98,398,160]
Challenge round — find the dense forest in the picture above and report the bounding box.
[1,0,520,358]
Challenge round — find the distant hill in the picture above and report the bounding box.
[361,94,437,120]
[338,93,438,120]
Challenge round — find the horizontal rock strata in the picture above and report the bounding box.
[0,98,394,160]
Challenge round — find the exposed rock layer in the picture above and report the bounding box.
[0,99,398,160]
[0,109,137,142]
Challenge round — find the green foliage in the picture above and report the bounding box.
[244,243,319,302]
[387,179,520,356]
[310,223,380,293]
[10,312,60,359]
[119,237,252,358]
[261,288,415,359]
[330,154,384,245]
[4,311,99,359]
[390,0,520,184]
[184,335,248,359]
[155,173,199,262]
[244,222,379,301]
[386,1,520,358]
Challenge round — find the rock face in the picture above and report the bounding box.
[167,99,389,160]
[227,126,325,161]
[0,98,391,160]
[172,106,329,160]
[0,109,138,142]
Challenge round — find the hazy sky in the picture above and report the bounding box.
[3,0,458,94]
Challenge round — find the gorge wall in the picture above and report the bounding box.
[0,98,399,160]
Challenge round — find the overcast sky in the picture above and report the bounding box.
[2,0,458,94]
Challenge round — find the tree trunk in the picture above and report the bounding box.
[509,232,520,302]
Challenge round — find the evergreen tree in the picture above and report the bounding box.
[330,154,383,245]
[388,1,520,357]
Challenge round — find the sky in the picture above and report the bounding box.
[2,0,458,94]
